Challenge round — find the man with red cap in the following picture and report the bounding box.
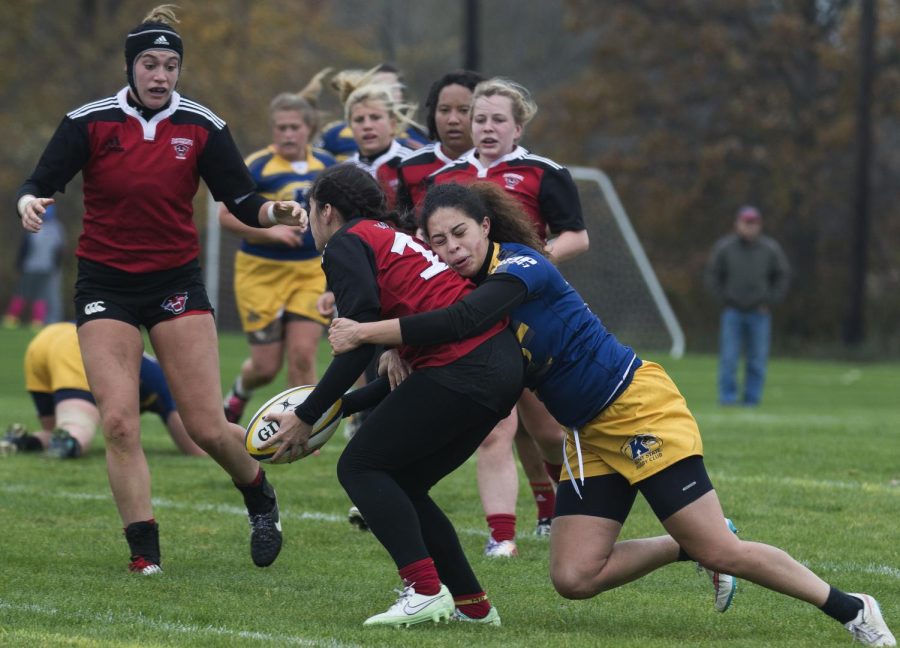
[704,206,791,406]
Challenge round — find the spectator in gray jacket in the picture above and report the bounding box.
[705,206,791,406]
[3,204,65,329]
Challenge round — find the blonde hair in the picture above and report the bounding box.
[142,4,180,24]
[297,67,333,107]
[269,93,320,137]
[339,67,423,138]
[472,78,538,128]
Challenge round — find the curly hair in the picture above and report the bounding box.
[423,69,484,141]
[421,182,545,254]
[308,164,386,222]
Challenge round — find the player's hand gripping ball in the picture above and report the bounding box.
[244,385,342,464]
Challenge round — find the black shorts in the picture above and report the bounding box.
[75,257,213,330]
[555,455,714,523]
[30,390,95,417]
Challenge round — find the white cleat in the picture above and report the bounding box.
[484,538,518,558]
[845,593,896,646]
[363,583,454,628]
[698,518,738,612]
[452,606,501,626]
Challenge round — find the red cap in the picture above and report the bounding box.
[737,206,761,221]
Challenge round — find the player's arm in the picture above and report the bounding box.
[263,234,382,461]
[329,274,527,353]
[539,166,589,264]
[164,411,207,457]
[200,125,305,229]
[18,117,91,231]
[216,202,302,246]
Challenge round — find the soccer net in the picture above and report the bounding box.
[562,167,685,357]
[203,166,685,357]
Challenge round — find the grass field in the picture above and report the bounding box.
[0,326,897,647]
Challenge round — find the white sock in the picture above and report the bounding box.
[233,376,252,399]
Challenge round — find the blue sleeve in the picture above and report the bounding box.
[139,356,176,421]
[492,249,551,295]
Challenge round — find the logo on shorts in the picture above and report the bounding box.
[621,433,663,469]
[171,137,193,160]
[161,292,188,314]
[84,301,106,315]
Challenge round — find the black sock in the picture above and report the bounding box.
[820,586,863,624]
[20,435,44,452]
[676,547,693,562]
[235,469,276,515]
[124,520,161,565]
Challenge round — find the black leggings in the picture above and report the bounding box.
[337,370,514,597]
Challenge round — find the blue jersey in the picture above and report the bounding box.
[241,146,336,261]
[318,121,430,162]
[139,354,176,421]
[491,243,641,428]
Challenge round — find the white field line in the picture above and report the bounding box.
[2,482,897,579]
[707,471,899,496]
[0,600,360,647]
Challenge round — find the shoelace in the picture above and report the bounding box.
[386,585,416,612]
[249,512,277,535]
[849,617,882,644]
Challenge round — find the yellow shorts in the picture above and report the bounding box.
[24,322,91,394]
[233,251,329,333]
[562,361,702,485]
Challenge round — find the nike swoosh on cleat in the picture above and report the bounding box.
[402,597,441,615]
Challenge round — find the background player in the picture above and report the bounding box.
[318,63,429,161]
[2,322,205,459]
[219,92,336,424]
[395,69,484,217]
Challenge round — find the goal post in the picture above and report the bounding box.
[564,167,685,358]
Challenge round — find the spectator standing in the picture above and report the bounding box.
[4,204,66,328]
[705,206,791,406]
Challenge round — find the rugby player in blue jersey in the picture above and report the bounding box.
[327,182,895,646]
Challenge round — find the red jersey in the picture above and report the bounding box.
[348,140,412,211]
[395,142,462,214]
[324,218,507,369]
[430,145,585,241]
[18,87,259,273]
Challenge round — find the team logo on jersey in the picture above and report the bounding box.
[161,292,188,314]
[374,221,391,230]
[497,255,538,270]
[171,137,194,160]
[101,136,124,154]
[621,433,663,469]
[502,172,525,190]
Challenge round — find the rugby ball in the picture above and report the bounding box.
[244,385,342,464]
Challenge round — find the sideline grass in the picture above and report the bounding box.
[0,326,897,647]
